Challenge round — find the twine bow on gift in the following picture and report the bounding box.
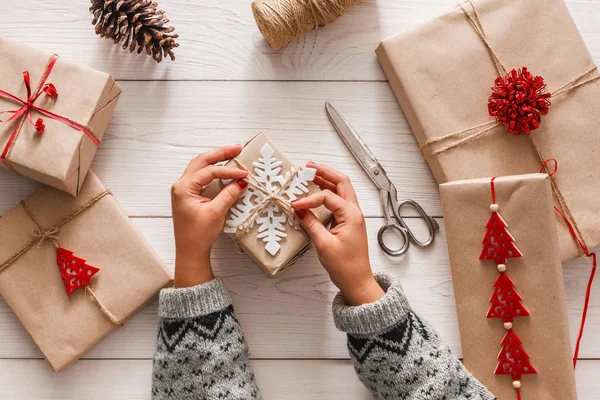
[0,54,101,168]
[232,158,306,238]
[32,226,61,249]
[0,190,122,327]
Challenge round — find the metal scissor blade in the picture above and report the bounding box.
[325,102,390,191]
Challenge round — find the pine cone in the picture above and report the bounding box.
[90,0,179,63]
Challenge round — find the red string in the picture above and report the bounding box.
[554,205,597,368]
[490,176,497,204]
[516,388,522,400]
[539,158,558,176]
[0,54,100,166]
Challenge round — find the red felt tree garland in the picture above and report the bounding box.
[480,177,536,399]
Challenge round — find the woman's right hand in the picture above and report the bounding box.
[291,162,385,306]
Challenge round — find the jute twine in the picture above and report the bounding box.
[252,0,360,49]
[419,0,600,251]
[0,190,122,327]
[232,158,306,242]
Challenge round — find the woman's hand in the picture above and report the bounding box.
[291,162,384,306]
[171,145,248,288]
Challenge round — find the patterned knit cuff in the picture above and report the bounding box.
[332,272,412,335]
[158,278,232,319]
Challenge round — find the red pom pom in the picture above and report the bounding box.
[488,67,551,135]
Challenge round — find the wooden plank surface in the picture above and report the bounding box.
[0,359,598,400]
[1,0,598,81]
[0,218,596,360]
[2,0,600,398]
[0,81,438,218]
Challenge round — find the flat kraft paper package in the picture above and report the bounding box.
[0,38,121,196]
[440,173,576,399]
[376,0,600,261]
[204,133,332,277]
[0,171,172,372]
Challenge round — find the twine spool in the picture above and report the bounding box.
[252,0,360,49]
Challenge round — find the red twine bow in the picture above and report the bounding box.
[0,55,100,165]
[488,67,552,135]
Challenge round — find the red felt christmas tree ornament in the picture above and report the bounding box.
[486,272,530,323]
[480,211,523,265]
[56,248,100,296]
[488,67,552,135]
[495,329,538,381]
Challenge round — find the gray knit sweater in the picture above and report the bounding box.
[151,273,496,399]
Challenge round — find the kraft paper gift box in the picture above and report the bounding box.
[440,173,576,400]
[0,38,121,196]
[0,171,172,372]
[204,133,332,277]
[376,0,600,261]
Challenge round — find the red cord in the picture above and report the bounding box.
[516,388,522,400]
[490,176,497,204]
[540,158,558,176]
[554,205,597,368]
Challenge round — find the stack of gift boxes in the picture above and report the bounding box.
[0,38,172,372]
[2,1,598,395]
[376,0,599,398]
[0,38,330,372]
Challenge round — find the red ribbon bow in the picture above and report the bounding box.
[0,55,100,165]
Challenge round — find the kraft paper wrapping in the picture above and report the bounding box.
[376,0,600,261]
[0,38,121,196]
[0,171,172,372]
[440,174,576,400]
[205,133,332,277]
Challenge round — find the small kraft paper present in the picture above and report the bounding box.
[206,133,332,277]
[376,0,600,261]
[0,171,172,372]
[440,173,576,400]
[0,38,121,196]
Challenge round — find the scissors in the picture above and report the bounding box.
[325,102,439,256]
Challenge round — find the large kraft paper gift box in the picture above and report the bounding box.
[0,38,121,196]
[440,174,576,399]
[0,171,172,372]
[205,133,332,277]
[376,0,600,261]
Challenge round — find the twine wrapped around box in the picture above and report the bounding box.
[0,172,172,372]
[0,190,121,326]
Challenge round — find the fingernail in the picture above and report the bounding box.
[237,179,248,190]
[294,209,308,220]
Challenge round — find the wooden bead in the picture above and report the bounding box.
[513,380,522,389]
[490,203,499,212]
[504,322,513,330]
[497,264,506,272]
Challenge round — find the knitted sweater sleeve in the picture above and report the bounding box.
[333,272,497,400]
[151,279,261,400]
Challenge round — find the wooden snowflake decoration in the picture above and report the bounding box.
[224,144,316,256]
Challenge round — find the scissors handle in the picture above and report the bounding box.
[377,223,410,256]
[397,199,440,248]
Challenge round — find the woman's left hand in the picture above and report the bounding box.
[170,145,248,288]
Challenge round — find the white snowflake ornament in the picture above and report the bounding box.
[224,144,316,256]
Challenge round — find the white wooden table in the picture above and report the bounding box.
[1,0,599,398]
